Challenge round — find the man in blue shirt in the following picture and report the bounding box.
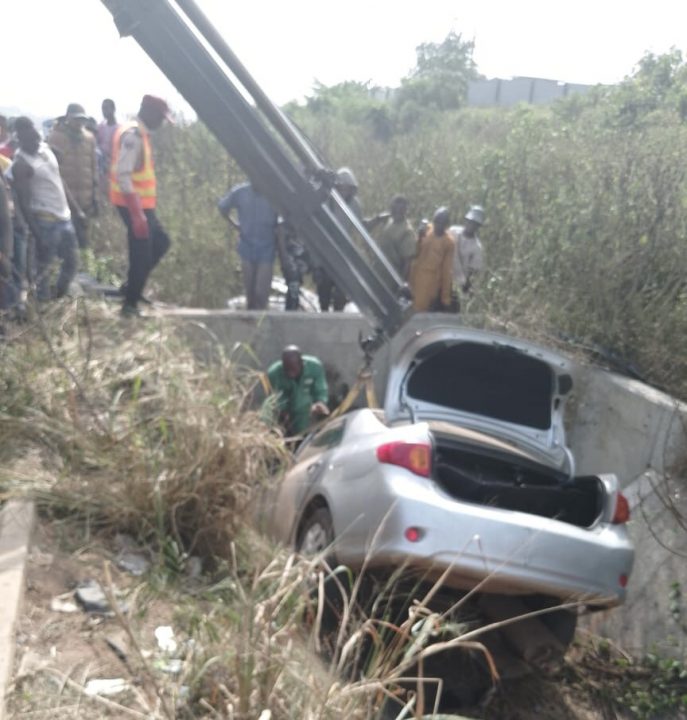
[218,182,278,310]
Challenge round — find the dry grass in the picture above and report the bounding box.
[2,299,668,720]
[0,298,286,563]
[4,300,477,718]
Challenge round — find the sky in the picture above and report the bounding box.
[3,0,687,122]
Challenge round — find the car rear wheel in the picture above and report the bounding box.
[297,507,334,557]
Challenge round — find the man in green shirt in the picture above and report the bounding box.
[375,195,416,280]
[267,345,330,435]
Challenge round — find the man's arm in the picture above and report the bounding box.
[115,129,142,196]
[440,236,456,308]
[116,130,149,239]
[399,226,418,281]
[266,365,290,414]
[0,180,12,276]
[12,159,42,242]
[61,173,85,221]
[90,134,99,214]
[308,360,330,419]
[464,241,484,292]
[312,361,329,405]
[363,212,389,232]
[217,188,240,231]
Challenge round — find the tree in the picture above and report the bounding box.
[394,31,480,122]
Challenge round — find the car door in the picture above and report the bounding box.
[269,418,348,543]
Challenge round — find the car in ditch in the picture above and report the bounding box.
[264,325,635,667]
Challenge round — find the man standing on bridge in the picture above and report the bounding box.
[218,181,278,311]
[110,94,173,318]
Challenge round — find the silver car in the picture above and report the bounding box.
[265,326,634,661]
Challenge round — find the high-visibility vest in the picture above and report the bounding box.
[109,121,156,209]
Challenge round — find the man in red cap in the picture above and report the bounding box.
[109,94,173,317]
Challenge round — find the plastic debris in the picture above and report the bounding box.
[116,551,150,576]
[84,678,130,696]
[155,625,177,653]
[50,594,79,614]
[154,658,183,674]
[75,579,128,616]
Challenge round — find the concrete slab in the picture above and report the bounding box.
[0,500,35,720]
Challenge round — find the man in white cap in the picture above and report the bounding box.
[448,204,485,299]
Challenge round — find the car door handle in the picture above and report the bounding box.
[307,462,321,475]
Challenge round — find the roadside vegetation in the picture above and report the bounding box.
[3,35,687,720]
[88,44,687,399]
[1,304,686,719]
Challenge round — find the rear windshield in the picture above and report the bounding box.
[406,342,553,430]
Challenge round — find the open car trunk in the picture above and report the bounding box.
[431,431,605,529]
[385,327,574,471]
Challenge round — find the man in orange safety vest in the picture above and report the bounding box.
[110,94,173,317]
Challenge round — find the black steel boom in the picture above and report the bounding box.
[100,0,412,340]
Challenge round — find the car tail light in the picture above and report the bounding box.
[612,492,630,524]
[376,441,431,477]
[405,526,422,542]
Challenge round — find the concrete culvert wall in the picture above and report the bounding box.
[174,308,687,657]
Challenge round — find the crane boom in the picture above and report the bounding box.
[100,0,412,344]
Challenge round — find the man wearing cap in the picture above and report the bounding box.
[266,345,329,436]
[47,103,98,249]
[315,166,363,312]
[110,94,173,317]
[11,117,78,302]
[448,205,485,298]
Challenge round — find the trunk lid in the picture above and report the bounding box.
[384,326,575,472]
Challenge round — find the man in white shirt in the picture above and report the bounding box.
[448,205,485,299]
[12,117,78,302]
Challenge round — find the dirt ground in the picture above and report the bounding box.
[6,515,645,720]
[7,516,179,719]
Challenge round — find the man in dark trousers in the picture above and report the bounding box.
[12,117,79,303]
[110,94,173,317]
[218,181,278,310]
[0,167,12,323]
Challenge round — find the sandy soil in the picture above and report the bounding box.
[5,516,651,720]
[7,516,177,719]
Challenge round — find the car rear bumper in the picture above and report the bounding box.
[335,473,634,607]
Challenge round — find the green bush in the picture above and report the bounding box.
[92,49,687,399]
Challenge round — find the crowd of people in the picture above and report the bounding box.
[0,93,485,334]
[218,167,485,315]
[0,94,174,326]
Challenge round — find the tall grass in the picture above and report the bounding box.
[1,303,497,718]
[0,299,284,557]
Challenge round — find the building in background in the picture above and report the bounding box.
[467,76,593,107]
